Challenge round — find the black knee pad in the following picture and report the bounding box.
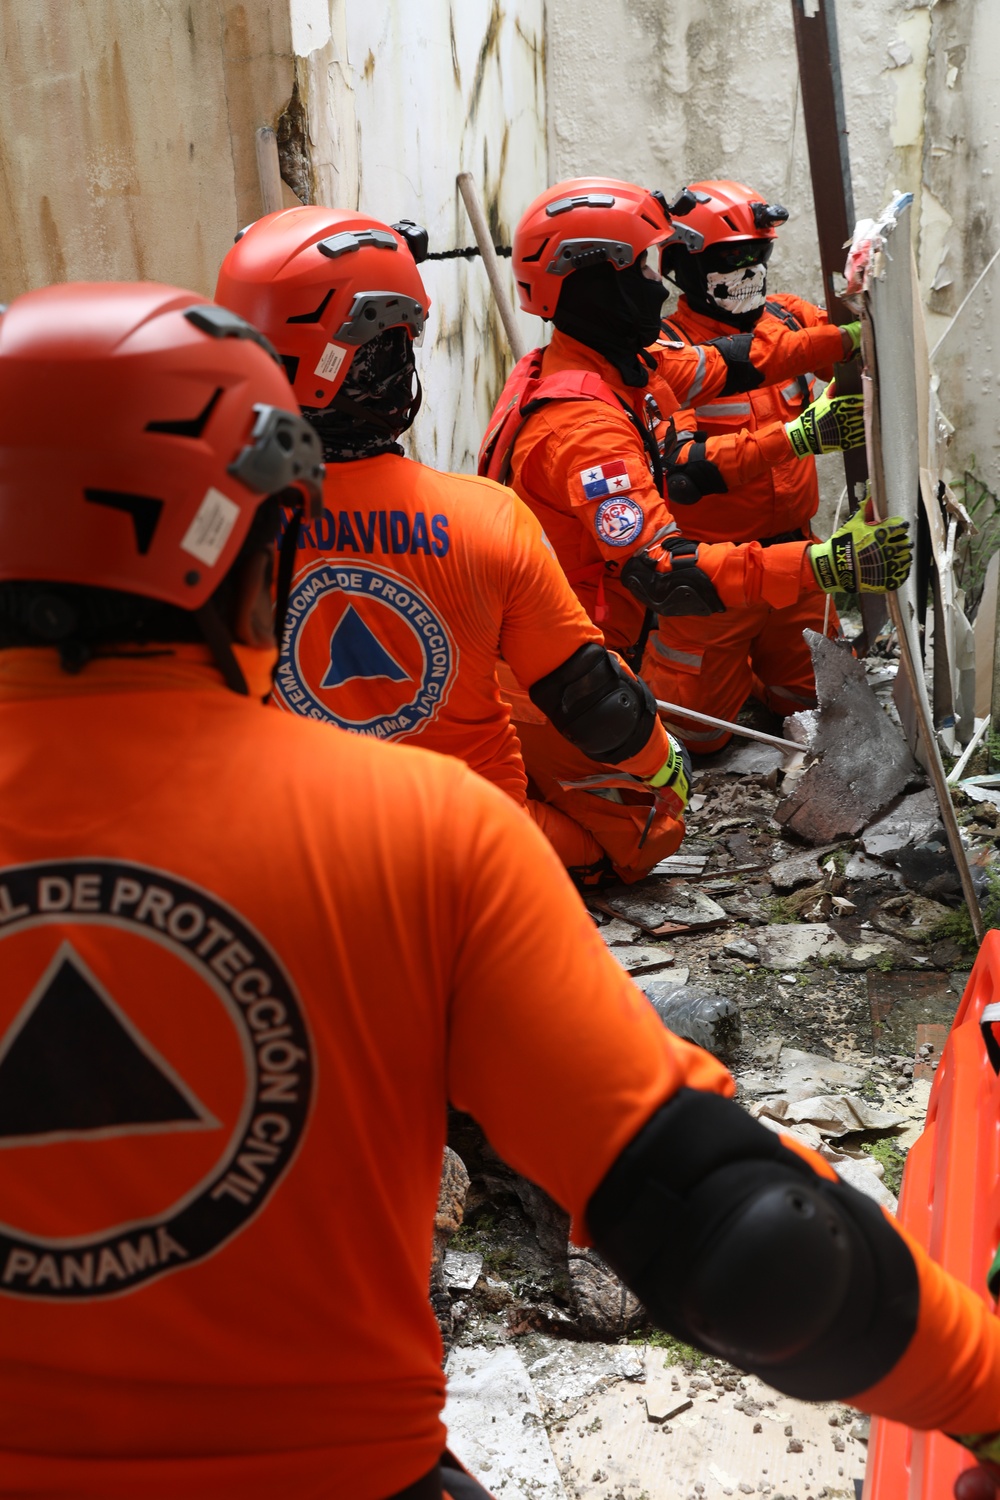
[586,1088,919,1399]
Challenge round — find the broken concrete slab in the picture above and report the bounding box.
[601,880,728,933]
[830,1153,899,1212]
[723,938,759,963]
[444,1249,484,1290]
[636,977,742,1058]
[444,1345,567,1499]
[753,1093,903,1138]
[768,841,845,892]
[862,787,940,860]
[776,631,921,844]
[610,944,678,976]
[524,1337,646,1424]
[650,853,710,877]
[845,849,906,886]
[753,922,851,970]
[721,1048,873,1113]
[595,916,643,945]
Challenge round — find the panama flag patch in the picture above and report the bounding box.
[579,460,632,500]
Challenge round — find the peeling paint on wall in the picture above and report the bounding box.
[294,0,546,474]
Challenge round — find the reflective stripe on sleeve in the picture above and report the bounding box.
[693,401,752,420]
[651,638,704,670]
[682,346,708,403]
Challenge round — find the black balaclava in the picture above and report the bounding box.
[553,256,668,387]
[303,326,422,462]
[667,239,774,331]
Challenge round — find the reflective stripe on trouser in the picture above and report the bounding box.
[515,718,684,884]
[642,591,841,752]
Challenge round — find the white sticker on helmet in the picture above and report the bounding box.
[314,341,349,382]
[180,487,241,567]
[705,262,767,314]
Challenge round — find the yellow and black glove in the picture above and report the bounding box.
[809,510,913,594]
[785,383,866,458]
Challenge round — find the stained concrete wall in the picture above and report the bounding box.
[0,1,295,298]
[0,0,546,480]
[295,0,547,471]
[546,0,1000,505]
[3,0,996,492]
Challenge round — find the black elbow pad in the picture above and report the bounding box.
[586,1088,919,1400]
[664,440,727,504]
[528,643,657,763]
[621,537,725,617]
[709,332,766,396]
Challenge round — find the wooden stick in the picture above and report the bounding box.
[655,700,801,754]
[457,172,526,363]
[255,127,283,216]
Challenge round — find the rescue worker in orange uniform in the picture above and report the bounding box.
[214,206,689,885]
[645,179,847,748]
[1,281,999,1500]
[480,178,912,764]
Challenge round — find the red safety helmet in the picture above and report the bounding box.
[0,282,324,611]
[663,180,789,253]
[512,177,674,320]
[214,207,430,409]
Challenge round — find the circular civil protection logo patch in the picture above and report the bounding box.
[274,560,458,739]
[0,859,313,1300]
[594,496,644,547]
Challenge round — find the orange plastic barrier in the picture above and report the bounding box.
[865,931,1000,1499]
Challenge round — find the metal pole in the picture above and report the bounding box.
[457,172,526,363]
[655,700,801,754]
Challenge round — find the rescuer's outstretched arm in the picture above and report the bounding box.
[654,318,858,409]
[586,1087,1000,1449]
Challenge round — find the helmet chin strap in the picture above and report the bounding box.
[195,600,249,696]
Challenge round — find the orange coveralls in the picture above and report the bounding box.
[274,452,680,882]
[0,646,997,1497]
[645,293,840,749]
[505,321,845,765]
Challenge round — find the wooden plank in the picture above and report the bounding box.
[790,0,883,651]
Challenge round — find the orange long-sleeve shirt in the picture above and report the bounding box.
[507,325,838,650]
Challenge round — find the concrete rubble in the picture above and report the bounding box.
[440,634,993,1497]
[776,631,921,844]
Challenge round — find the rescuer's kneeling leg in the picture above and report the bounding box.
[516,718,683,884]
[642,606,765,754]
[586,1088,918,1400]
[750,590,840,718]
[526,797,610,883]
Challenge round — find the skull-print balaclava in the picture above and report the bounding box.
[667,238,774,331]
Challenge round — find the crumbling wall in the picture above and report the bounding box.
[295,0,547,472]
[546,0,1000,508]
[0,1,296,298]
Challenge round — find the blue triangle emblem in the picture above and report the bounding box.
[321,604,410,689]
